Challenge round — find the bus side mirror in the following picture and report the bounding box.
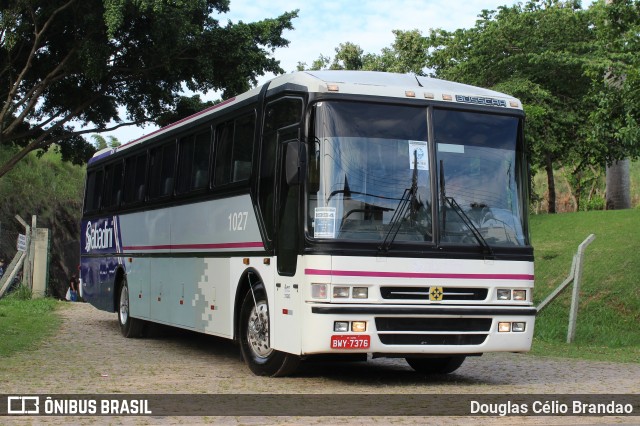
[285,141,306,186]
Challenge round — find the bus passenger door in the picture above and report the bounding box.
[276,139,302,276]
[258,96,305,354]
[273,139,304,353]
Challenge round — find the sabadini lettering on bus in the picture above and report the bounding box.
[85,220,114,252]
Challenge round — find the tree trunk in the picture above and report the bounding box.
[545,154,556,214]
[605,159,631,210]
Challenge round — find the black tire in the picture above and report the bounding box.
[239,283,300,377]
[118,278,144,338]
[405,356,466,374]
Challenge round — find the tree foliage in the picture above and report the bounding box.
[298,0,640,212]
[0,0,298,178]
[154,94,217,128]
[584,0,640,166]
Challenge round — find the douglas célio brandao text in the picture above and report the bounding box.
[470,399,634,416]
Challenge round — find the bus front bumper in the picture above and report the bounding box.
[301,304,536,356]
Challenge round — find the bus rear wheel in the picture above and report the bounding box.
[405,356,466,374]
[118,279,144,338]
[239,283,299,377]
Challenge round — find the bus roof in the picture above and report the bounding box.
[90,71,521,163]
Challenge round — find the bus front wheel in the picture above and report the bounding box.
[118,279,144,338]
[405,356,466,374]
[239,283,300,377]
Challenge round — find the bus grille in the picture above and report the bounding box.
[375,317,491,346]
[378,334,487,345]
[380,287,488,301]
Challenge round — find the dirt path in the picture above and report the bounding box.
[1,302,638,424]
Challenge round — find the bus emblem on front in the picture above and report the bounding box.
[429,287,444,301]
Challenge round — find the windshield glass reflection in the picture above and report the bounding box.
[308,102,432,243]
[307,101,527,247]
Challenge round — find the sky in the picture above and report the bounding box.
[97,0,586,144]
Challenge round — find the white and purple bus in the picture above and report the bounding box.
[80,71,535,376]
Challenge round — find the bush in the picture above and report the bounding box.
[11,284,32,300]
[583,196,605,211]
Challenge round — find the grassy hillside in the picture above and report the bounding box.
[530,209,640,362]
[0,147,85,298]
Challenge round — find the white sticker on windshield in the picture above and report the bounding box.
[438,143,465,153]
[408,141,429,170]
[314,207,336,238]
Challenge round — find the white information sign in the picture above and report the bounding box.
[408,141,428,170]
[17,233,27,252]
[314,207,336,238]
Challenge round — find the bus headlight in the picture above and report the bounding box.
[498,322,511,332]
[333,286,350,298]
[497,289,511,300]
[512,322,526,332]
[334,321,349,332]
[352,287,368,299]
[311,283,328,299]
[351,321,367,332]
[513,290,527,301]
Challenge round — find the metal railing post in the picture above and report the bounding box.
[566,234,595,343]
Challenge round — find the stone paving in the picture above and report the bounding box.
[1,302,638,425]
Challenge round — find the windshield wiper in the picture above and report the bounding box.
[379,150,420,253]
[439,160,494,257]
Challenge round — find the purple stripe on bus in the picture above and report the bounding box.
[122,241,264,251]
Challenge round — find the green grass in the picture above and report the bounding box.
[631,160,640,207]
[530,209,640,362]
[0,289,62,358]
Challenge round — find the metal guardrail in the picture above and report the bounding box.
[0,251,26,299]
[536,234,596,343]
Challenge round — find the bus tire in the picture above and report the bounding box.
[405,356,466,374]
[239,283,300,377]
[118,278,144,338]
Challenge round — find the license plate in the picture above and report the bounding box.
[331,335,370,349]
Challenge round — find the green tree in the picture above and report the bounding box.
[366,30,429,75]
[424,1,598,213]
[585,0,640,209]
[299,30,428,75]
[330,42,364,70]
[90,135,120,149]
[0,0,298,178]
[154,94,218,128]
[91,135,109,150]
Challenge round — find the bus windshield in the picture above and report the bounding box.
[307,101,432,243]
[307,101,527,247]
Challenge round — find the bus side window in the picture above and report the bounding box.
[177,135,195,194]
[231,114,255,182]
[177,129,212,194]
[214,113,255,186]
[149,141,176,199]
[214,121,234,186]
[193,130,212,189]
[123,153,148,204]
[84,169,104,213]
[102,161,124,209]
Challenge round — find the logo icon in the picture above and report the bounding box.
[429,286,444,301]
[7,396,40,414]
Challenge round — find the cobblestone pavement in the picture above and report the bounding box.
[1,302,638,425]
